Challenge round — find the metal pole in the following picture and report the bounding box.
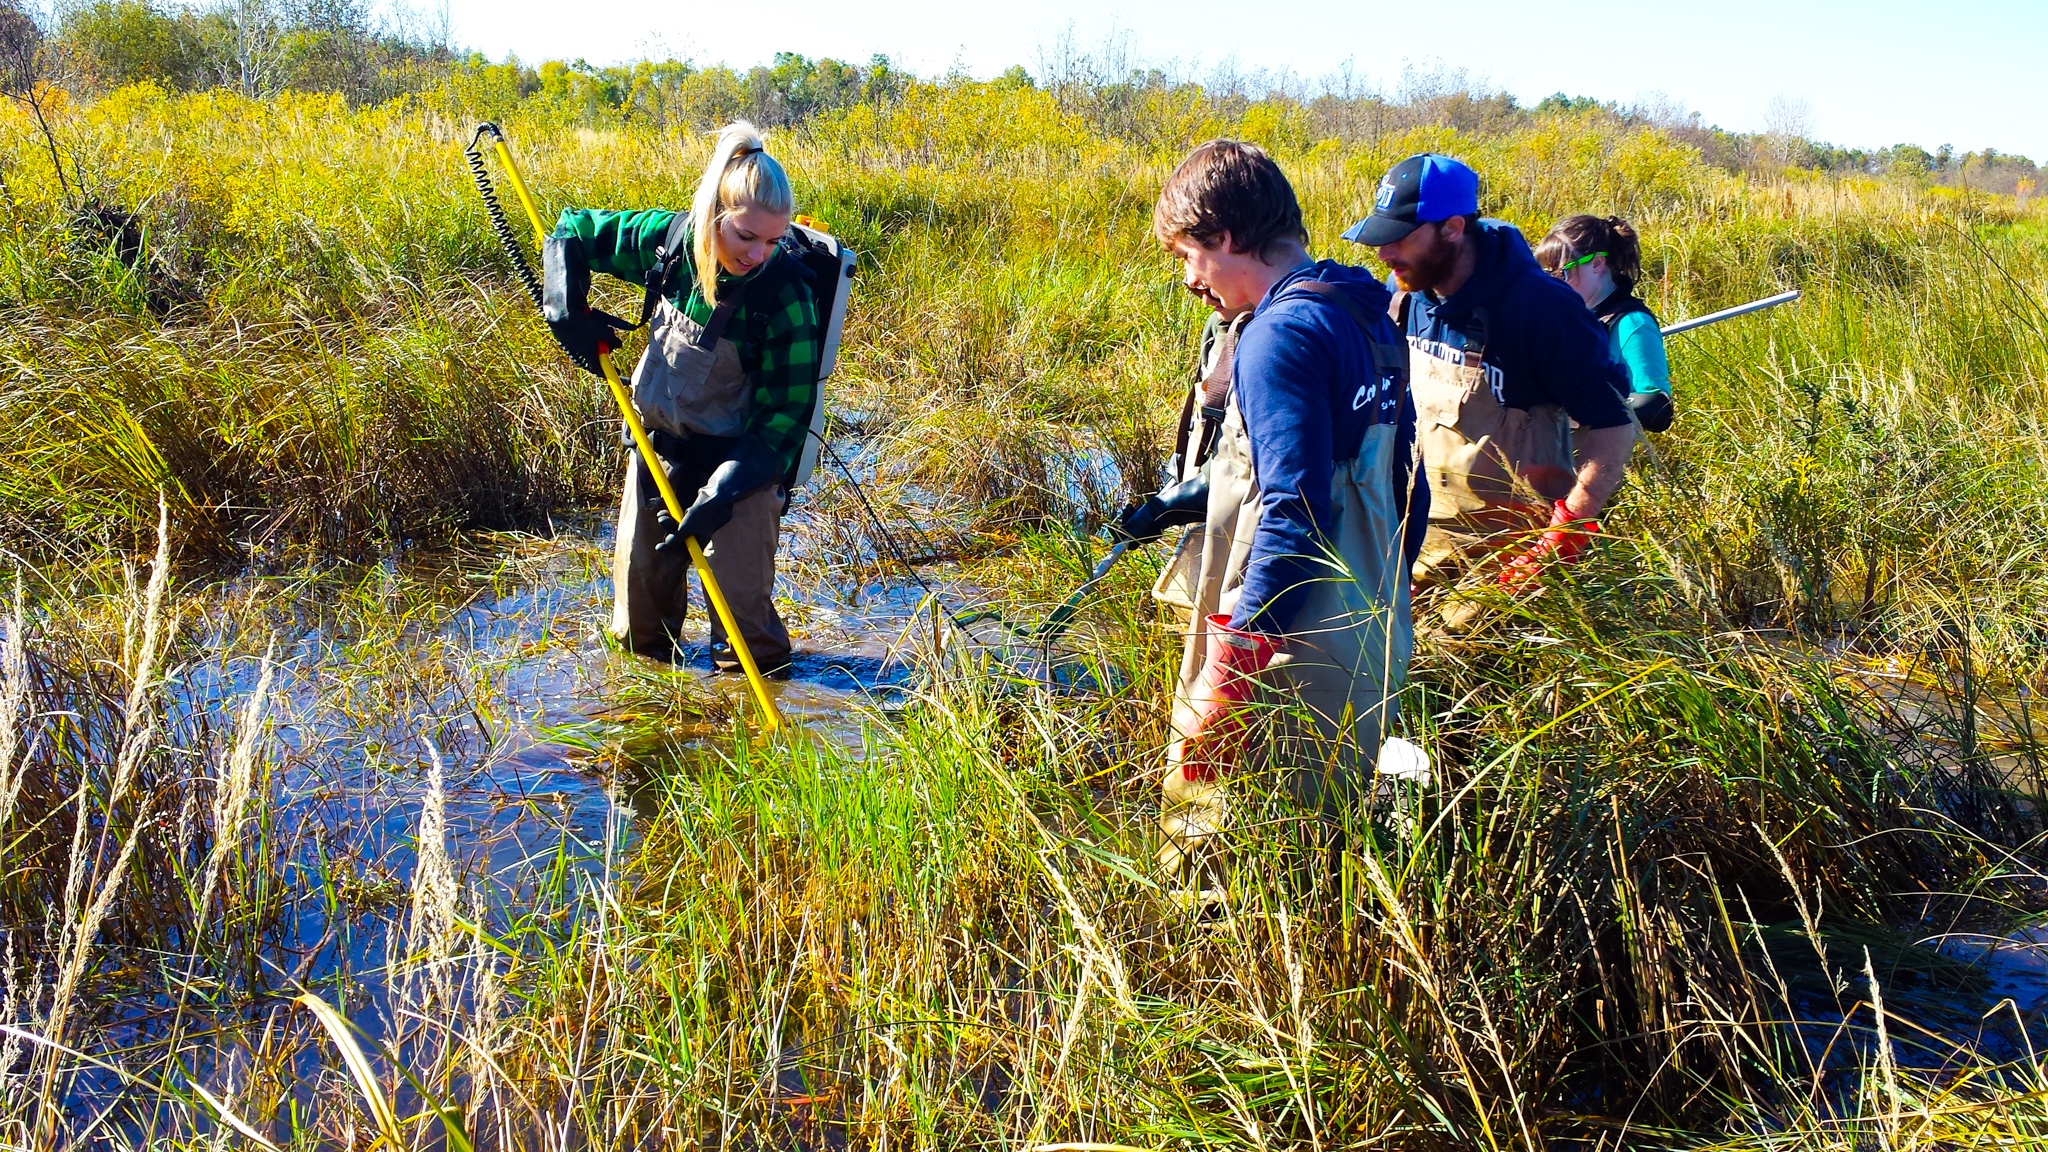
[480,127,784,735]
[1660,289,1802,337]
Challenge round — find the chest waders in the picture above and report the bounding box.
[607,219,856,677]
[1401,294,1573,583]
[1152,311,1251,616]
[1158,284,1416,876]
[464,123,785,731]
[610,282,799,676]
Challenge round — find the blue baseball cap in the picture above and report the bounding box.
[1342,154,1480,246]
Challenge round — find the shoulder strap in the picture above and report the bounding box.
[1594,290,1657,332]
[638,210,695,329]
[1175,318,1220,473]
[694,298,742,350]
[659,210,690,267]
[753,236,818,295]
[1286,280,1409,374]
[1389,289,1411,329]
[1171,385,1199,476]
[1465,305,1489,363]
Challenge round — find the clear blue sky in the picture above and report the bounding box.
[442,0,2048,161]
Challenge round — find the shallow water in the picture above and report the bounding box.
[69,521,993,1128]
[51,516,2048,1136]
[277,520,947,917]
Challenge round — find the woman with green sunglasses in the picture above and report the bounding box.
[1535,215,1673,432]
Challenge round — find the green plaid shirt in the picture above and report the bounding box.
[553,207,820,476]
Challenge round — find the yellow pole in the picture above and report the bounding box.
[489,131,784,735]
[490,137,549,250]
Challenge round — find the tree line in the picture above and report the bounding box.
[6,0,2037,196]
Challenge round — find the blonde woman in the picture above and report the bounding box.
[551,121,819,672]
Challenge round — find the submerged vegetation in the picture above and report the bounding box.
[2,41,2048,1150]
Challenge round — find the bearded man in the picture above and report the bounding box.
[1345,154,1634,599]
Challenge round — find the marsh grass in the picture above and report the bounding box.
[0,517,709,1145]
[383,563,2048,1148]
[2,70,2048,1149]
[3,511,2047,1147]
[4,82,2043,664]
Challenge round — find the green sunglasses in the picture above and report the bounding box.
[1553,250,1606,275]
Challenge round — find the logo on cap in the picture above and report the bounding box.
[1374,179,1397,211]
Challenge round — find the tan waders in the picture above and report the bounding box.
[1398,301,1582,635]
[1151,313,1248,624]
[1157,392,1415,901]
[1408,317,1573,585]
[606,295,793,672]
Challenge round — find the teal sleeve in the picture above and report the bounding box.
[550,208,679,285]
[1614,311,1671,395]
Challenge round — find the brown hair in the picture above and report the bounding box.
[1151,139,1307,262]
[1535,214,1643,292]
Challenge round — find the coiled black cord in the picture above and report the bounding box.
[465,124,543,308]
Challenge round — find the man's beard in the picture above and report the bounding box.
[1391,227,1459,294]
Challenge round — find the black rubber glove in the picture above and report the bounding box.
[1114,472,1209,545]
[1626,390,1674,433]
[549,309,631,377]
[637,456,684,538]
[655,435,784,553]
[544,235,630,378]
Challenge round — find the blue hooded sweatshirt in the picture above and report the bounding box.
[1229,260,1424,634]
[1396,220,1631,428]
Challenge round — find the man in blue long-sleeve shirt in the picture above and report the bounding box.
[1149,140,1423,899]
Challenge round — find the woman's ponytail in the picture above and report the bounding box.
[1601,215,1642,291]
[689,120,795,308]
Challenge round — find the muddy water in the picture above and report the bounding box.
[268,520,950,908]
[79,521,990,1122]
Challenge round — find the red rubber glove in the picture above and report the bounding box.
[1496,499,1600,591]
[1181,614,1282,782]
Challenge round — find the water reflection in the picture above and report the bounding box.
[72,523,973,1134]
